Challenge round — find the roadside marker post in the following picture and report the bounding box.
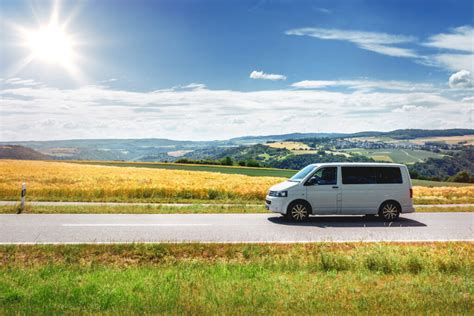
[18,183,26,214]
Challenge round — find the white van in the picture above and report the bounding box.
[265,163,414,221]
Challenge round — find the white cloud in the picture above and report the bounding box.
[100,78,118,83]
[392,105,426,113]
[420,26,474,72]
[4,77,42,86]
[423,26,474,52]
[291,80,337,89]
[0,80,470,141]
[291,79,434,91]
[315,7,331,14]
[448,70,473,89]
[428,53,474,72]
[178,83,207,90]
[250,70,287,81]
[462,96,474,103]
[356,43,417,58]
[285,27,417,57]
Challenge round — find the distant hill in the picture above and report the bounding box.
[230,132,347,143]
[0,138,218,161]
[1,129,472,161]
[349,129,474,140]
[0,145,51,160]
[230,129,474,143]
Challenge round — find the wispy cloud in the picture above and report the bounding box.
[285,27,417,57]
[250,70,287,81]
[423,26,473,52]
[314,7,331,14]
[424,54,474,72]
[3,77,42,86]
[422,26,474,72]
[291,79,434,91]
[100,78,118,83]
[285,25,474,72]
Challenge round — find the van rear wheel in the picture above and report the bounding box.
[286,201,310,221]
[379,201,401,221]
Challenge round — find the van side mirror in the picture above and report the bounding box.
[305,176,318,186]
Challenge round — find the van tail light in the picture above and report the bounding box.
[409,188,413,199]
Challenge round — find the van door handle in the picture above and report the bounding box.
[332,186,339,189]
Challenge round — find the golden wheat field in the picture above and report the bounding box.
[0,160,473,204]
[0,160,282,202]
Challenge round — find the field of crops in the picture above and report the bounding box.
[341,148,444,163]
[0,160,473,204]
[266,141,311,150]
[0,160,282,202]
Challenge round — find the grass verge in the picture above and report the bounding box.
[69,160,298,178]
[0,204,264,214]
[1,243,472,314]
[0,204,472,214]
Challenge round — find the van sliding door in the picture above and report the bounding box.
[340,167,379,214]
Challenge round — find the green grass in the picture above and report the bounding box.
[412,179,473,187]
[69,160,297,178]
[1,204,471,214]
[0,204,264,214]
[342,148,444,164]
[1,243,472,314]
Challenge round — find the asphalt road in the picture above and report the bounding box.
[0,213,472,244]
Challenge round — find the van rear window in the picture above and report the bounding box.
[376,167,402,184]
[342,167,402,184]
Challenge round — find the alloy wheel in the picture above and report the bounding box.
[381,203,399,220]
[291,204,308,221]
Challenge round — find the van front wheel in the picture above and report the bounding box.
[286,201,310,221]
[379,201,401,221]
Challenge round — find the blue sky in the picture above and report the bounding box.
[1,0,473,140]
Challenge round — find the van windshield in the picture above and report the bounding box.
[289,165,316,182]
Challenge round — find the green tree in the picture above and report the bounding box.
[221,156,233,166]
[448,170,472,183]
[246,159,260,167]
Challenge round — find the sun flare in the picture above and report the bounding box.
[8,0,85,81]
[26,23,75,66]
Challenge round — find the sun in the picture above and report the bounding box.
[26,23,75,67]
[7,0,85,82]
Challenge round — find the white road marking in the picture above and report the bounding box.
[62,223,212,227]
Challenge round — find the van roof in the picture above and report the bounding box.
[310,162,406,167]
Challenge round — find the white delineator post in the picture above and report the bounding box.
[19,183,26,213]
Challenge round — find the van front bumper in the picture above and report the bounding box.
[265,195,287,214]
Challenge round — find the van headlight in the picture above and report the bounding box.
[277,191,288,197]
[269,190,288,197]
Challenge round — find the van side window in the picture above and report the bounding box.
[310,167,337,185]
[376,167,402,183]
[342,167,376,184]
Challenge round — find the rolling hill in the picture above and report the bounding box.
[0,145,51,160]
